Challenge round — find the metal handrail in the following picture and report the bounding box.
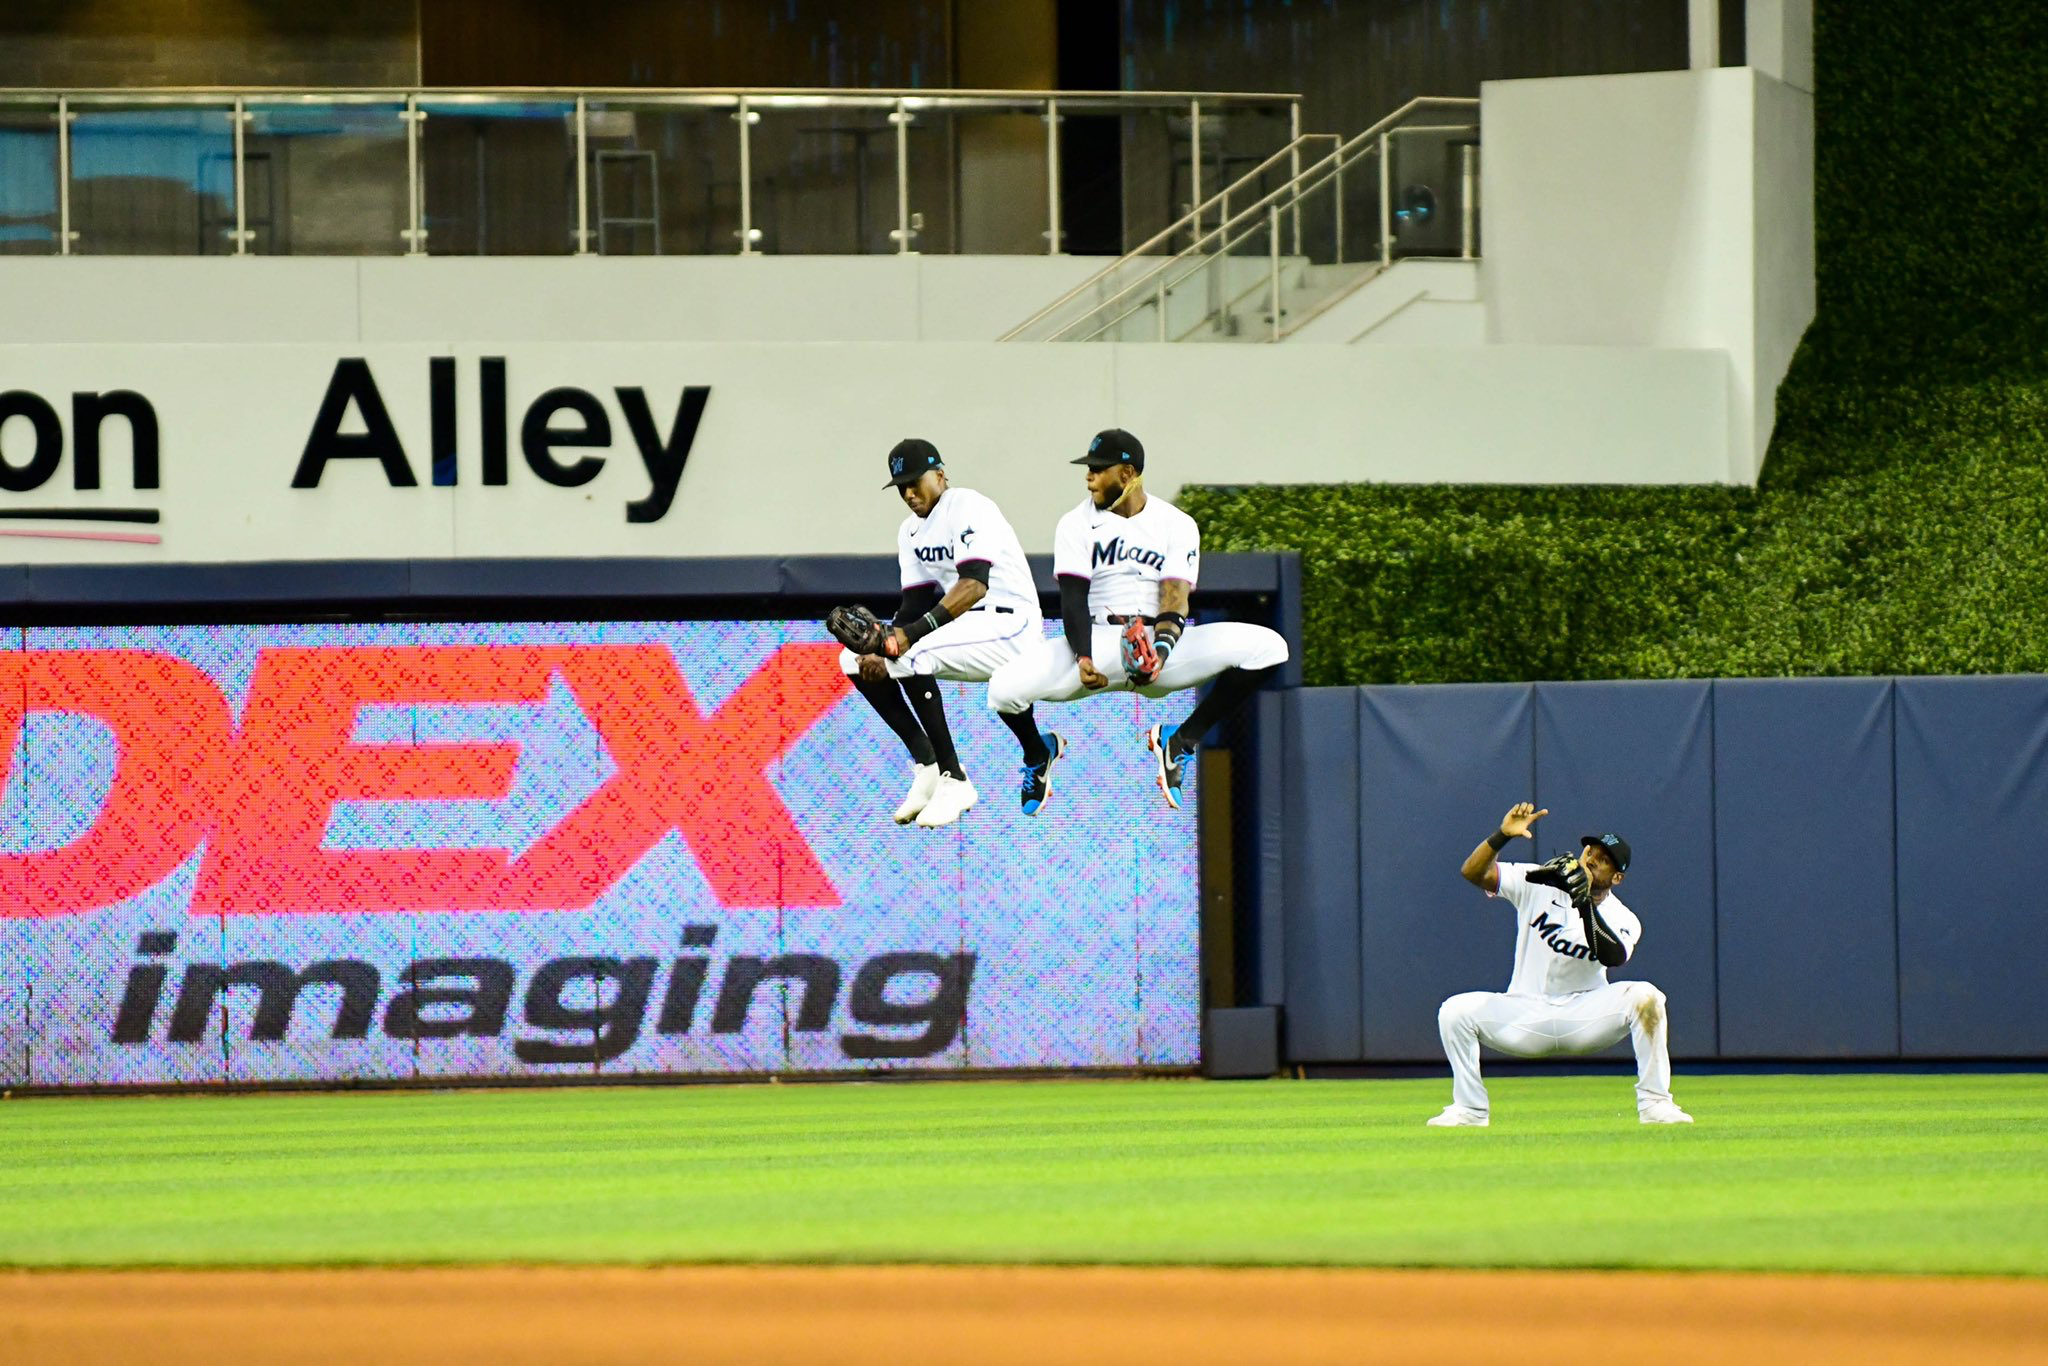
[8,85,1301,260]
[996,132,1338,342]
[1065,150,1353,343]
[1163,118,1482,348]
[1159,119,1478,343]
[1058,136,1364,342]
[1013,95,1477,343]
[0,86,1297,110]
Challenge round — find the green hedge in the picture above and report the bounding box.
[1184,379,2048,685]
[1181,1,2048,686]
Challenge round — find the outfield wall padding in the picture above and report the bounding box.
[1277,688,1362,1061]
[1894,676,2048,1059]
[1276,675,2047,1064]
[1355,683,1535,1062]
[1714,677,1899,1059]
[1532,680,1720,1059]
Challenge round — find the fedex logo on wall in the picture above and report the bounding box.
[0,640,850,917]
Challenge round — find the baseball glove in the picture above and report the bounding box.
[1120,618,1163,684]
[826,604,887,655]
[1525,853,1592,910]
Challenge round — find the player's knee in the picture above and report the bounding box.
[1438,994,1481,1032]
[1628,984,1667,1030]
[987,677,1027,714]
[1247,626,1290,669]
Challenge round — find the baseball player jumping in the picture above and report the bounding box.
[827,439,1058,827]
[988,428,1288,810]
[1428,802,1693,1126]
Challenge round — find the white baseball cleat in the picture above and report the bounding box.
[1639,1101,1694,1125]
[1425,1105,1490,1127]
[915,774,978,828]
[892,763,941,824]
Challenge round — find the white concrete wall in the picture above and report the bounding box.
[1747,0,1815,92]
[1751,69,1816,469]
[1482,67,1812,482]
[1287,260,1484,345]
[0,340,1727,564]
[0,255,1110,346]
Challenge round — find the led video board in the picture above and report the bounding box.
[0,620,1199,1087]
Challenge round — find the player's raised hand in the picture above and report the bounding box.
[1499,802,1548,839]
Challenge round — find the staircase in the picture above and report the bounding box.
[1001,96,1479,345]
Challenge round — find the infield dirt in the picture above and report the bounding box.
[4,1265,2044,1364]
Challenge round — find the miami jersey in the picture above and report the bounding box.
[1491,862,1643,997]
[1051,495,1200,618]
[897,486,1037,614]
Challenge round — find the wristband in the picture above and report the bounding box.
[1486,829,1513,853]
[901,602,956,646]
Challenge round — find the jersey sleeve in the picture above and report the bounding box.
[897,519,932,589]
[1490,862,1539,911]
[1602,904,1643,962]
[1052,507,1091,580]
[1164,509,1200,587]
[954,490,997,568]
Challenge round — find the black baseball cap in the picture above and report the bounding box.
[885,438,944,487]
[1072,428,1144,472]
[1581,832,1632,873]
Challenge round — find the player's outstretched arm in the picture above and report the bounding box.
[1461,802,1547,894]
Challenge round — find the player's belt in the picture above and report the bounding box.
[966,605,1016,614]
[1102,613,1157,625]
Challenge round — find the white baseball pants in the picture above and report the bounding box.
[837,609,1042,682]
[1437,981,1674,1114]
[987,621,1288,714]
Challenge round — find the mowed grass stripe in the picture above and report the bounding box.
[2,1074,2043,1273]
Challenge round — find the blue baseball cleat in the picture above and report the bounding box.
[1146,723,1185,810]
[1019,732,1068,815]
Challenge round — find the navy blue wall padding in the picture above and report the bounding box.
[27,560,412,605]
[1278,688,1362,1061]
[411,557,783,599]
[1894,676,2048,1057]
[1272,554,1304,690]
[2,553,1292,613]
[1356,683,1535,1062]
[1714,678,1899,1058]
[1254,691,1289,1007]
[1533,680,1718,1057]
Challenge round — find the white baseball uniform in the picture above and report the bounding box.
[1437,862,1676,1115]
[838,485,1042,682]
[987,494,1287,713]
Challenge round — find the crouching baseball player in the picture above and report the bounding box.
[1429,802,1693,1127]
[987,428,1288,811]
[826,439,1056,827]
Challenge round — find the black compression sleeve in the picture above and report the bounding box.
[1059,576,1092,659]
[893,583,941,628]
[957,560,991,586]
[1579,903,1628,968]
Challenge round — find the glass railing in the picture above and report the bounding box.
[1002,97,1479,342]
[0,88,1301,258]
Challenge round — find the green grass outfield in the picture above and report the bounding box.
[2,1073,2043,1274]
